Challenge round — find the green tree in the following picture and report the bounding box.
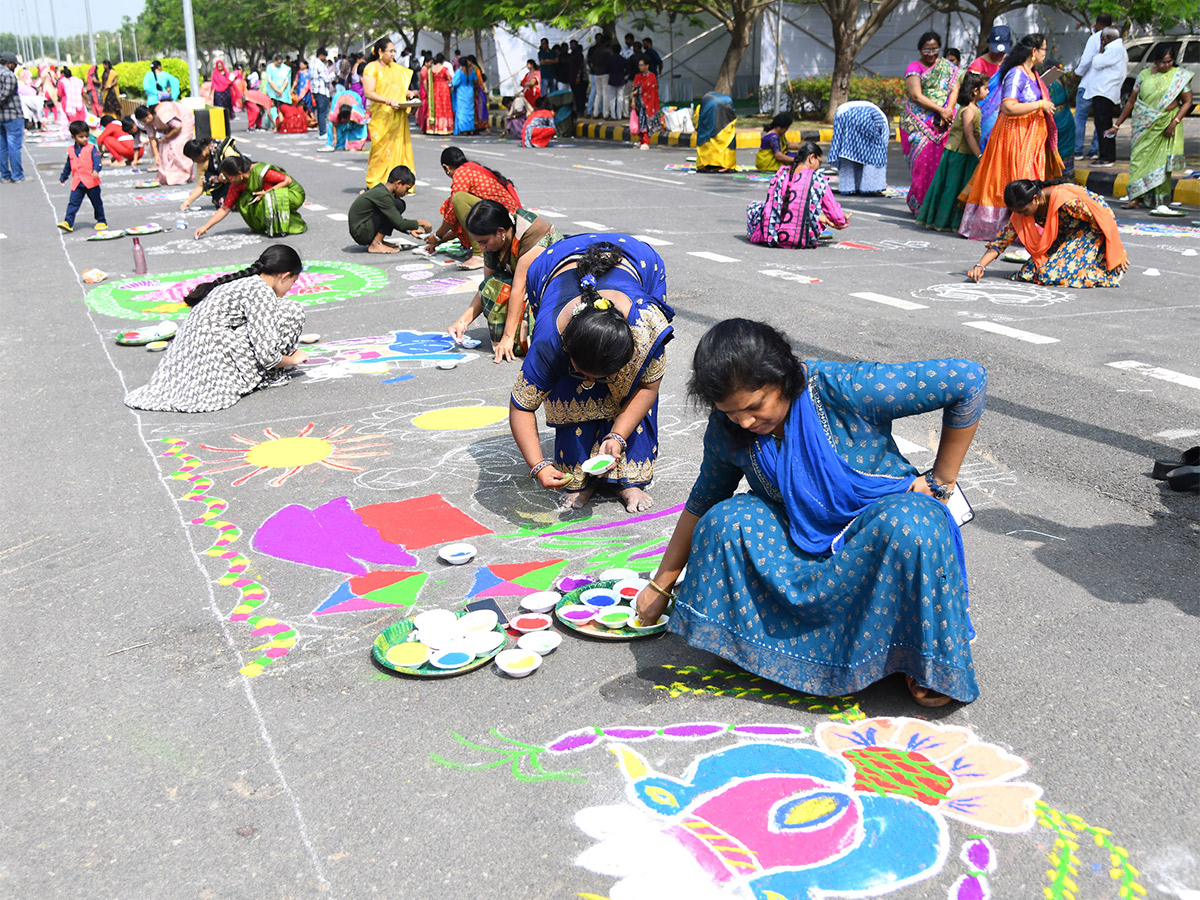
[804,0,905,121]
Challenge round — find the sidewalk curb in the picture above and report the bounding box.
[487,111,1198,207]
[1073,167,1200,208]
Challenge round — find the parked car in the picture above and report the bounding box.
[1122,34,1199,110]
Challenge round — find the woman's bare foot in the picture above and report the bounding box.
[617,486,653,512]
[1122,199,1143,210]
[368,239,400,254]
[458,255,485,270]
[558,484,596,511]
[905,675,952,708]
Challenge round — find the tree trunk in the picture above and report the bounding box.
[713,7,761,97]
[825,7,861,122]
[441,31,452,57]
[473,28,482,62]
[976,9,996,56]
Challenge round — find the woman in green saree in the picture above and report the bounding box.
[194,156,307,238]
[1107,44,1194,210]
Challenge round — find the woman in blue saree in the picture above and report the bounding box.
[635,319,986,706]
[510,234,674,513]
[451,64,477,134]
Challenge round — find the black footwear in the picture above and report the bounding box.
[1152,446,1200,480]
[1164,465,1199,494]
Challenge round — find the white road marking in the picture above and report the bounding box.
[840,208,883,217]
[467,148,508,158]
[529,208,566,218]
[572,164,685,185]
[574,220,608,230]
[414,180,431,187]
[633,234,673,246]
[851,291,927,310]
[893,435,930,455]
[1107,360,1200,391]
[331,162,346,167]
[760,269,820,284]
[1153,428,1200,440]
[305,203,327,211]
[963,321,1059,344]
[689,251,741,263]
[326,213,349,221]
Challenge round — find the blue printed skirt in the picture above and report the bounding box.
[668,492,978,702]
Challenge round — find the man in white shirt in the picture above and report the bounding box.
[1073,13,1112,159]
[308,47,334,139]
[1086,27,1127,167]
[620,33,635,119]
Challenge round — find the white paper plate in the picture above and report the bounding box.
[516,631,562,654]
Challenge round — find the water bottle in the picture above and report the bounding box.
[132,237,147,275]
[175,214,187,230]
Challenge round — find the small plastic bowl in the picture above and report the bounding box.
[413,608,460,633]
[599,568,639,582]
[557,605,598,626]
[495,648,542,677]
[436,359,458,370]
[385,641,430,668]
[627,613,670,633]
[582,454,616,475]
[510,612,553,633]
[520,591,561,614]
[428,646,476,670]
[579,588,620,609]
[412,627,459,650]
[299,333,321,344]
[146,340,170,352]
[464,630,505,657]
[517,631,562,654]
[458,336,482,348]
[458,609,499,634]
[612,578,648,603]
[438,542,477,565]
[594,608,632,630]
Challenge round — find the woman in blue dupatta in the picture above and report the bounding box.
[635,319,986,706]
[510,234,674,513]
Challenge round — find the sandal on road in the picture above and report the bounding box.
[906,675,953,708]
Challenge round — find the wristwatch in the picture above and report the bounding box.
[924,471,952,500]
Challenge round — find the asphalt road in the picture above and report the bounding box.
[2,121,1198,900]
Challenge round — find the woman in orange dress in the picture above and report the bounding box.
[958,34,1063,241]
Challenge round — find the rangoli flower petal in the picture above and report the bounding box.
[943,782,1043,833]
[814,718,902,752]
[893,720,973,761]
[944,741,1029,785]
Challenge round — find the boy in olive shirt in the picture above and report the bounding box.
[347,166,431,253]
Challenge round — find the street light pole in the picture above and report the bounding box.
[118,32,123,63]
[47,0,59,61]
[82,0,96,63]
[33,0,46,60]
[180,0,201,99]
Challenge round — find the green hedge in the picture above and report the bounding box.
[105,58,190,99]
[761,75,907,119]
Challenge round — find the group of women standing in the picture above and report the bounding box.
[897,30,1141,290]
[415,52,488,136]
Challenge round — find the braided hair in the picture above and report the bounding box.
[183,245,303,307]
[560,242,634,377]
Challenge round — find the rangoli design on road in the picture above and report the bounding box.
[431,716,1144,900]
[161,438,296,677]
[198,424,390,487]
[297,330,474,383]
[85,260,388,320]
[911,283,1073,308]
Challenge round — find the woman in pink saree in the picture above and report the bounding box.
[900,31,960,215]
[58,67,86,134]
[747,142,850,248]
[136,101,196,185]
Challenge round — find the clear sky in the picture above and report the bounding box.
[10,0,145,37]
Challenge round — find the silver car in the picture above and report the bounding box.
[1122,34,1199,109]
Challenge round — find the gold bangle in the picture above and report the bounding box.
[647,578,676,601]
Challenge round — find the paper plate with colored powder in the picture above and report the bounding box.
[115,319,177,345]
[511,612,553,633]
[612,578,649,603]
[516,631,562,654]
[87,229,126,241]
[582,454,616,475]
[495,648,542,677]
[555,581,665,641]
[125,223,164,235]
[579,588,620,609]
[385,641,431,668]
[373,610,505,677]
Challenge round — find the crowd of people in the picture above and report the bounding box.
[8,22,1194,712]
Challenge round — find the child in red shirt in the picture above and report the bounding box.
[58,120,107,232]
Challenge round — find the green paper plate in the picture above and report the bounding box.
[372,609,507,677]
[554,580,666,641]
[87,229,126,241]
